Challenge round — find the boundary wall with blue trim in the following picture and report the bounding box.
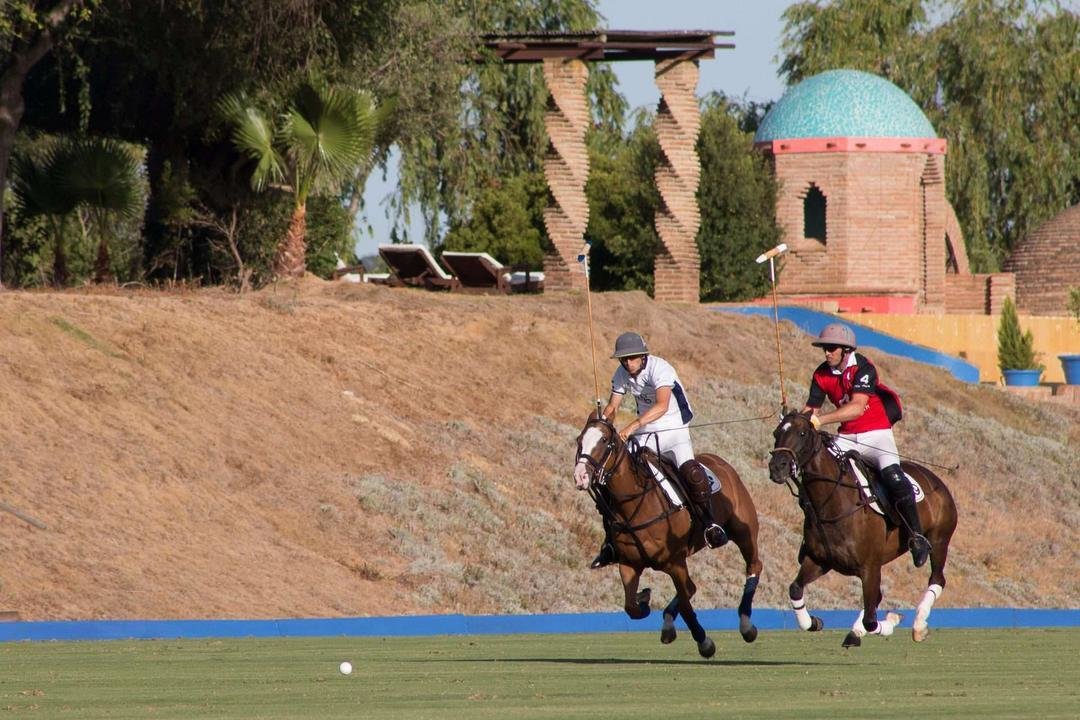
[2,608,1076,642]
[713,306,980,384]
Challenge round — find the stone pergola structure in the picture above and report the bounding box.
[483,31,732,302]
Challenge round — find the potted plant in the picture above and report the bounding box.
[1060,287,1080,385]
[997,297,1043,386]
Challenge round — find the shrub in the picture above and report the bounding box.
[1066,286,1080,323]
[997,296,1042,371]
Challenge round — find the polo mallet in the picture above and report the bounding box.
[756,243,789,409]
[578,242,603,418]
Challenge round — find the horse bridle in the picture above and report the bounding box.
[575,417,626,488]
[769,416,821,489]
[770,417,869,525]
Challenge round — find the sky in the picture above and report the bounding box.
[355,0,794,258]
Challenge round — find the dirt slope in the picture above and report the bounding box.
[1,279,1077,621]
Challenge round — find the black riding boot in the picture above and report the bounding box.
[590,517,617,569]
[882,464,931,567]
[681,459,728,549]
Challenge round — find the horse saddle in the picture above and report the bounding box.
[635,448,721,509]
[843,454,925,523]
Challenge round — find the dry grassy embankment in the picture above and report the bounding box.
[1,279,1077,621]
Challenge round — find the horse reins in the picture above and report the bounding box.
[771,419,877,562]
[577,419,685,555]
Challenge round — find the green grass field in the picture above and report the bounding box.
[2,629,1077,719]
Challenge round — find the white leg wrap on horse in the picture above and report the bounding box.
[851,610,868,637]
[791,599,813,631]
[915,583,943,628]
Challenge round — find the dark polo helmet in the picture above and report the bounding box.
[611,331,649,358]
[811,323,857,350]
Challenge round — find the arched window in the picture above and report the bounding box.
[803,184,827,243]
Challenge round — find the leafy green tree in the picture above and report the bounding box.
[16,1,401,284]
[697,94,781,302]
[441,171,547,268]
[584,114,661,293]
[218,81,378,278]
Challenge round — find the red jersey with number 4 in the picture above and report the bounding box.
[807,352,903,433]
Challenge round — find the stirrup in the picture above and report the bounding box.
[909,535,931,568]
[704,523,728,549]
[590,543,616,569]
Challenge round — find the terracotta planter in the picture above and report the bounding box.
[1059,354,1080,385]
[1002,369,1042,387]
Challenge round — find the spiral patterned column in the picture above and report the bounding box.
[541,58,591,291]
[653,58,702,303]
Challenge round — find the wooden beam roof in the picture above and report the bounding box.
[480,30,735,63]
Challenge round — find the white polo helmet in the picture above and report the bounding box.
[811,323,857,349]
[611,331,649,358]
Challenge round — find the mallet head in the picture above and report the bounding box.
[755,243,789,264]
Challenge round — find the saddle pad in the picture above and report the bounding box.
[847,460,925,516]
[646,460,683,507]
[703,465,722,495]
[644,461,723,508]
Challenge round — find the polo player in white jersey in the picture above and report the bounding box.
[589,331,727,569]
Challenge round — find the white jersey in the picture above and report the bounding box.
[611,355,694,433]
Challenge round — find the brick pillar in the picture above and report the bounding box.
[652,58,702,303]
[921,154,946,313]
[541,58,590,291]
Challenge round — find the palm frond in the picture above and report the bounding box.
[283,83,377,201]
[11,151,78,217]
[56,138,144,219]
[217,92,286,192]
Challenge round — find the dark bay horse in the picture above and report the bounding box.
[574,414,763,657]
[768,411,958,646]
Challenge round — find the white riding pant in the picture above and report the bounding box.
[832,428,900,470]
[629,424,695,467]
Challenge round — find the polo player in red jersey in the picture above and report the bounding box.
[802,323,932,567]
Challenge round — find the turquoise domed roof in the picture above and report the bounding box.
[754,69,937,142]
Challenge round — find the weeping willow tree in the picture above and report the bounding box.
[392,0,626,247]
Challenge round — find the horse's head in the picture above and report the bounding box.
[768,411,819,485]
[573,413,624,491]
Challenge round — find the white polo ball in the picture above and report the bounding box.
[339,661,353,675]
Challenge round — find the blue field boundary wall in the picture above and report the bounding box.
[2,608,1077,642]
[713,305,981,384]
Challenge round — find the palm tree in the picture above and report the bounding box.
[11,145,78,286]
[54,138,144,283]
[218,81,378,278]
[11,136,142,286]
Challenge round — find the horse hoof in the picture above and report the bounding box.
[697,638,716,659]
[913,625,929,643]
[660,613,677,644]
[740,625,758,643]
[842,631,861,648]
[809,616,824,632]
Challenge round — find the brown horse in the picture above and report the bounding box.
[574,414,763,657]
[768,411,958,646]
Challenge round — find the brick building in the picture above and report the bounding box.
[753,69,1009,315]
[1003,203,1080,316]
